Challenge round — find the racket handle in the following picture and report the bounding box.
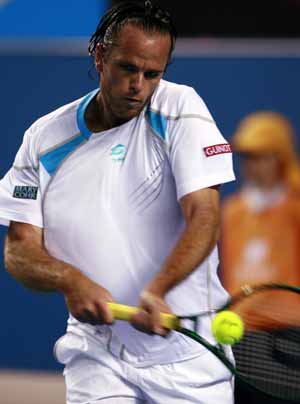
[108,302,180,330]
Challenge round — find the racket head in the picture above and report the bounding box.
[224,283,300,402]
[176,283,300,401]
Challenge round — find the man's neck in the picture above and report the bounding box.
[84,91,128,133]
[84,92,107,133]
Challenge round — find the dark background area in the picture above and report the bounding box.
[0,1,300,372]
[113,0,300,37]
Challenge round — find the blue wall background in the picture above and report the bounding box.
[0,55,299,370]
[0,0,108,37]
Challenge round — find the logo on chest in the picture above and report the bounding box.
[111,144,126,161]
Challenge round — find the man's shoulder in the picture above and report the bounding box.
[150,80,212,119]
[26,93,87,154]
[157,79,193,96]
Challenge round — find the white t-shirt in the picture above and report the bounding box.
[0,79,235,365]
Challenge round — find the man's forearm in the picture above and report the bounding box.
[4,222,115,326]
[145,212,219,297]
[4,237,80,293]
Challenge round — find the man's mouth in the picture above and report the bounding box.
[123,98,144,111]
[125,97,142,103]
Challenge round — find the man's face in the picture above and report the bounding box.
[95,24,171,124]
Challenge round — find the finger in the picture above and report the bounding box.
[141,292,165,334]
[131,309,170,336]
[81,309,99,325]
[148,305,163,334]
[131,310,154,334]
[73,307,98,324]
[97,301,114,324]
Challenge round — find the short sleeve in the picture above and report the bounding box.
[0,127,43,227]
[168,88,235,200]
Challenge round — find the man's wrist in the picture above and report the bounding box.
[140,289,163,303]
[57,265,83,294]
[143,280,169,299]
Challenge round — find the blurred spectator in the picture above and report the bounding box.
[221,111,300,404]
[221,111,300,296]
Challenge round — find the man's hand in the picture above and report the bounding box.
[130,291,172,336]
[63,271,115,326]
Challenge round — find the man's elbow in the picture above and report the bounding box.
[190,204,220,230]
[4,237,23,278]
[190,207,220,248]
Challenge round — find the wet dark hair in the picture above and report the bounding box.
[88,0,177,61]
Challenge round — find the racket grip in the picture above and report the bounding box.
[108,302,180,330]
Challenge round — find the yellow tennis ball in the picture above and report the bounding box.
[212,310,244,345]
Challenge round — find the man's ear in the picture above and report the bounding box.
[95,43,106,74]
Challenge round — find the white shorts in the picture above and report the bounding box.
[55,330,234,404]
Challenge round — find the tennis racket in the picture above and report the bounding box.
[108,283,300,402]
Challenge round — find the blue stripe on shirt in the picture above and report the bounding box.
[40,89,99,176]
[147,109,167,140]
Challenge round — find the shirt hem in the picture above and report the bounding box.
[0,209,44,228]
[177,172,236,200]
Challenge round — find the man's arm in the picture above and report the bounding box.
[131,186,220,334]
[4,222,114,325]
[145,185,220,296]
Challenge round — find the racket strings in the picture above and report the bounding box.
[233,331,300,401]
[230,288,300,401]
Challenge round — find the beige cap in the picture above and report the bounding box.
[232,111,300,191]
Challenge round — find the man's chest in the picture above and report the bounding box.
[41,129,175,221]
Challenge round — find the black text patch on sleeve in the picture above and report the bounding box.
[13,186,38,200]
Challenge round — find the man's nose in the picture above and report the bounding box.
[129,72,144,94]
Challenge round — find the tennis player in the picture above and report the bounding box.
[0,1,235,403]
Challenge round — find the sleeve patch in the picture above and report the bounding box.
[13,186,38,200]
[203,143,232,157]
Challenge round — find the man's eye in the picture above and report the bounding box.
[121,64,136,73]
[145,71,160,79]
